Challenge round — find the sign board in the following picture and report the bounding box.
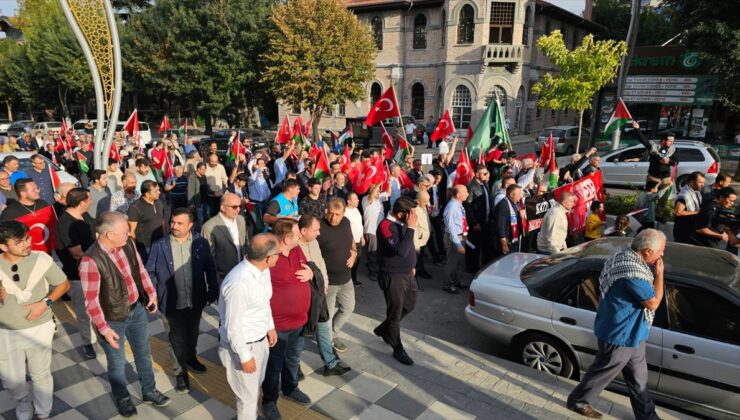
[623,75,717,105]
[421,153,433,165]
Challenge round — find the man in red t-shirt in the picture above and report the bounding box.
[261,218,314,419]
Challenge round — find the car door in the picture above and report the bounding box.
[601,146,645,185]
[551,266,662,388]
[657,281,740,415]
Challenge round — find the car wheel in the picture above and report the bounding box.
[565,145,574,155]
[515,333,576,378]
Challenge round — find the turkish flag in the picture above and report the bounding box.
[381,124,394,160]
[397,168,415,190]
[539,133,554,167]
[276,116,293,144]
[431,110,455,141]
[464,124,475,147]
[17,205,57,253]
[352,161,376,195]
[158,116,171,133]
[454,149,474,186]
[340,146,352,172]
[365,86,399,126]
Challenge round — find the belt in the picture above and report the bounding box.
[130,301,140,310]
[246,335,267,344]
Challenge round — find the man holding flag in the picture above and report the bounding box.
[632,121,678,186]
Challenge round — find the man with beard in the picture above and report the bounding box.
[109,173,140,213]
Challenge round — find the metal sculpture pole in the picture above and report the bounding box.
[58,0,122,170]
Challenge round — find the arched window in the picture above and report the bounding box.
[371,16,383,50]
[413,14,427,49]
[451,85,472,129]
[441,10,447,47]
[457,5,474,44]
[370,82,382,105]
[411,83,425,120]
[486,85,508,111]
[523,6,532,45]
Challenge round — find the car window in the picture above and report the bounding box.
[676,147,705,162]
[556,270,601,310]
[666,283,740,345]
[139,123,149,131]
[607,147,646,163]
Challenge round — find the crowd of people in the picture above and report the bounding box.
[0,120,737,420]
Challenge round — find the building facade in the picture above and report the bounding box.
[278,0,603,137]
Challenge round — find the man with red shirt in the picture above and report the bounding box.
[261,218,314,420]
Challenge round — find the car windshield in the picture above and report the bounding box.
[539,129,565,138]
[45,123,62,128]
[520,254,579,283]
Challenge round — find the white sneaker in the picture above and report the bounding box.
[16,397,34,420]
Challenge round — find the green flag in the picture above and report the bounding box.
[466,100,495,159]
[493,97,510,146]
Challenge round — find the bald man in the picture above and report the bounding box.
[201,192,249,283]
[53,182,76,216]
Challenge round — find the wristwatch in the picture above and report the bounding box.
[44,298,53,307]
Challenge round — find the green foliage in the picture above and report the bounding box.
[261,0,376,138]
[604,193,674,221]
[591,0,675,46]
[532,31,627,113]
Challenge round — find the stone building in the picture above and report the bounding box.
[279,0,603,137]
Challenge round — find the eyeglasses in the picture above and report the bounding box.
[224,205,240,210]
[11,264,19,282]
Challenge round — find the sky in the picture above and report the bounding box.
[0,0,17,16]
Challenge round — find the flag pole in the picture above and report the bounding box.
[390,85,409,149]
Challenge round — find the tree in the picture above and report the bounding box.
[591,0,675,46]
[261,0,376,140]
[532,30,627,151]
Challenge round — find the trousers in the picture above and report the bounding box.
[262,327,304,404]
[68,280,97,345]
[164,307,203,375]
[444,233,465,288]
[0,321,55,418]
[326,282,355,336]
[568,340,658,420]
[219,340,269,420]
[376,272,417,349]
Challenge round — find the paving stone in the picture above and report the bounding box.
[375,385,434,419]
[312,366,361,388]
[298,376,336,404]
[196,333,219,354]
[55,376,110,407]
[341,372,397,403]
[417,401,476,420]
[50,408,86,420]
[312,389,371,419]
[78,357,108,376]
[521,402,570,419]
[51,364,96,390]
[351,403,409,420]
[299,349,325,372]
[51,332,83,353]
[74,393,121,419]
[136,388,210,418]
[109,401,170,420]
[50,352,76,373]
[174,397,236,420]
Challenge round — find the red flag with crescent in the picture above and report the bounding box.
[454,149,474,186]
[365,87,399,126]
[340,146,352,172]
[431,110,455,141]
[17,205,57,253]
[276,116,293,144]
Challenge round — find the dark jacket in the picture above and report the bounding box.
[493,197,523,246]
[86,239,147,323]
[465,178,493,227]
[376,217,416,276]
[145,232,219,315]
[303,261,329,336]
[201,213,249,282]
[636,130,677,179]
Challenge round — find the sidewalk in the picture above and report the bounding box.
[8,300,697,420]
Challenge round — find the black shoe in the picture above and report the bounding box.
[443,286,459,294]
[262,402,282,420]
[186,358,207,373]
[82,344,96,359]
[393,348,414,365]
[297,367,305,381]
[455,283,469,289]
[284,388,312,405]
[175,374,189,394]
[352,279,363,287]
[434,261,445,267]
[416,271,432,279]
[323,364,351,376]
[373,326,392,346]
[116,397,138,417]
[143,390,171,408]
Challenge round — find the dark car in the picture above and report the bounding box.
[199,128,271,158]
[7,120,34,138]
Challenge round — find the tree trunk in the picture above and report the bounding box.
[204,113,213,135]
[6,101,12,121]
[312,106,323,143]
[576,109,584,153]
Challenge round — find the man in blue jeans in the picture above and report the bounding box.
[80,212,171,417]
[567,229,665,419]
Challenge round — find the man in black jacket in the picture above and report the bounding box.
[632,121,678,185]
[493,184,524,257]
[465,165,493,271]
[373,196,418,365]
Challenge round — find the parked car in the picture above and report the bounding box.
[114,121,152,147]
[0,119,12,135]
[0,151,79,186]
[200,129,271,157]
[534,126,591,155]
[32,121,63,135]
[7,120,34,138]
[590,140,720,187]
[465,238,739,419]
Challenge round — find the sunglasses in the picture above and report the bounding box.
[11,264,19,282]
[224,205,241,210]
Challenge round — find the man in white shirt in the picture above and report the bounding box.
[362,184,388,282]
[205,153,229,215]
[389,165,403,207]
[404,121,417,143]
[536,192,576,255]
[344,192,365,286]
[218,233,279,419]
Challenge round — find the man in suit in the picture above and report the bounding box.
[465,165,493,272]
[201,192,249,284]
[493,184,524,258]
[146,208,219,393]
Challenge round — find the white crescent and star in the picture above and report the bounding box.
[30,223,50,246]
[375,98,394,112]
[439,120,449,130]
[367,166,378,180]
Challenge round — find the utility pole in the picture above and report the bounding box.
[612,0,641,151]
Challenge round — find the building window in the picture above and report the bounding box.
[413,14,427,49]
[571,30,579,50]
[441,10,447,47]
[523,6,531,45]
[338,103,346,117]
[325,107,333,117]
[486,85,508,111]
[489,2,515,44]
[370,82,382,105]
[371,16,383,50]
[451,85,472,129]
[411,83,425,120]
[292,105,301,114]
[457,5,475,44]
[545,19,551,35]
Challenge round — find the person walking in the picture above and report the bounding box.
[146,208,219,393]
[536,191,576,255]
[374,196,418,365]
[344,192,365,287]
[218,233,279,419]
[567,229,665,419]
[79,212,171,417]
[442,185,469,294]
[0,221,69,420]
[632,122,678,186]
[127,180,165,262]
[316,198,357,354]
[673,171,704,244]
[465,165,493,270]
[362,184,388,282]
[493,184,523,257]
[88,169,112,219]
[201,192,249,284]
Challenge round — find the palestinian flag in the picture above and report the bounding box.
[179,118,188,138]
[76,152,90,173]
[228,133,247,162]
[313,148,330,181]
[337,125,353,146]
[604,98,633,136]
[394,136,412,163]
[292,116,307,147]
